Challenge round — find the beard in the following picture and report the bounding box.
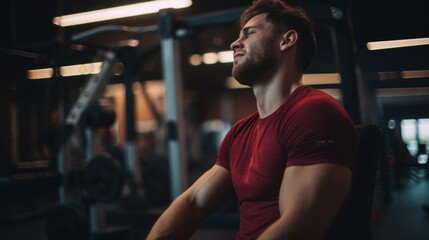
[232,44,277,86]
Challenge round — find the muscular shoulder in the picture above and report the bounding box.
[279,88,357,167]
[279,88,351,132]
[293,89,346,118]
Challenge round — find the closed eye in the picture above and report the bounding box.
[242,27,257,38]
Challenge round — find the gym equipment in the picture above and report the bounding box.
[51,21,160,238]
[85,155,124,203]
[82,104,116,129]
[342,124,382,240]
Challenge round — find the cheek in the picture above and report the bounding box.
[246,43,259,58]
[248,45,266,62]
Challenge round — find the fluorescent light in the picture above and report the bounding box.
[202,52,218,65]
[53,0,193,27]
[189,50,233,66]
[189,54,202,66]
[225,73,341,89]
[302,73,341,85]
[27,62,103,80]
[367,37,429,50]
[27,68,54,80]
[377,70,429,80]
[218,50,233,63]
[401,70,429,79]
[60,62,103,77]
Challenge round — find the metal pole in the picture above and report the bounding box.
[159,10,188,200]
[85,127,100,234]
[327,17,361,124]
[124,58,137,194]
[57,148,66,204]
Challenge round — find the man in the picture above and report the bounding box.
[147,0,357,239]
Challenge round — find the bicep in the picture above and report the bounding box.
[278,163,351,238]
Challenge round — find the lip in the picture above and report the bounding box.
[233,52,245,60]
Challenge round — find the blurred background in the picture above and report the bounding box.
[0,0,428,239]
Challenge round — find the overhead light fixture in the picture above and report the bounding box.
[60,62,103,77]
[401,70,429,79]
[27,68,54,80]
[27,62,104,80]
[53,0,193,27]
[377,69,429,80]
[189,50,233,66]
[367,37,429,50]
[302,73,341,85]
[189,54,202,66]
[202,52,219,65]
[218,50,233,63]
[225,73,341,89]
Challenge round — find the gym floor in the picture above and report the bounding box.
[370,167,429,240]
[1,168,429,240]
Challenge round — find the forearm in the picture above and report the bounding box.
[146,196,207,240]
[147,166,233,239]
[258,217,289,240]
[257,216,323,240]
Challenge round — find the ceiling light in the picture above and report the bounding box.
[218,50,233,63]
[401,70,429,79]
[189,50,233,66]
[225,73,342,89]
[53,0,193,27]
[367,37,429,50]
[376,70,429,80]
[60,62,103,77]
[189,54,202,66]
[27,62,104,80]
[302,73,341,85]
[202,52,218,65]
[27,68,54,80]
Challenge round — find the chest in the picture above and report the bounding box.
[229,123,286,201]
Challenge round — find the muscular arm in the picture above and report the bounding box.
[258,163,351,240]
[146,165,234,240]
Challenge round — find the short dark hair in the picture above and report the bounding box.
[239,0,317,72]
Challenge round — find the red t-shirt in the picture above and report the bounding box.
[216,86,357,239]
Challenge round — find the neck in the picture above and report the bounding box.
[253,70,303,118]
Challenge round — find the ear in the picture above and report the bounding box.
[280,30,298,51]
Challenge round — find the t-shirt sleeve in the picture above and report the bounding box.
[282,97,357,168]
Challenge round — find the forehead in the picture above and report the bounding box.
[242,13,270,29]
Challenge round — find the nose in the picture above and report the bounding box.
[230,37,243,51]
